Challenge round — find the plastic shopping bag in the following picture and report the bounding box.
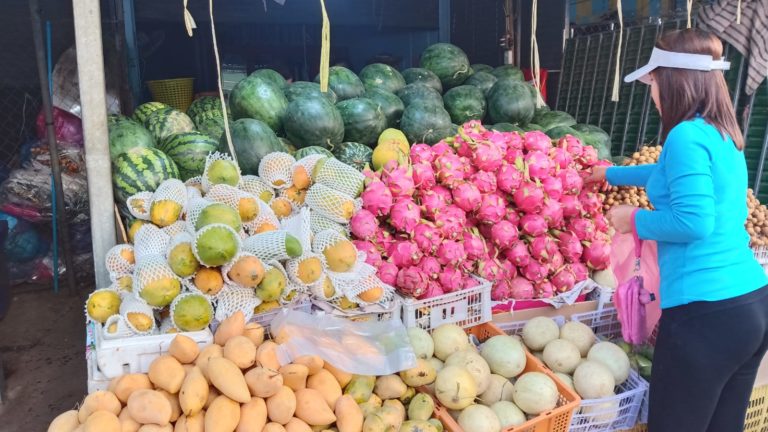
[270,309,418,376]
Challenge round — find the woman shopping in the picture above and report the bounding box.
[588,29,768,432]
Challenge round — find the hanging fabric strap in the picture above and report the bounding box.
[209,0,236,161]
[530,0,544,107]
[687,0,693,28]
[183,0,197,37]
[737,0,742,24]
[318,0,331,93]
[611,0,624,102]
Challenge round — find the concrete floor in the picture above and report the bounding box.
[0,285,88,431]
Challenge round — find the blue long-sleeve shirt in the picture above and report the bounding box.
[607,117,767,309]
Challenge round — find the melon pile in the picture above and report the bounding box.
[49,312,444,432]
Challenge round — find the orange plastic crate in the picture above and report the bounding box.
[433,323,581,432]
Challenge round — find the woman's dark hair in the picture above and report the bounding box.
[654,29,744,150]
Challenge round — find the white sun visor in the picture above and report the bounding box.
[624,48,731,84]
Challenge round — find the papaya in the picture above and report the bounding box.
[256,268,287,302]
[228,255,266,288]
[150,200,183,227]
[194,267,224,296]
[140,277,182,308]
[322,241,357,273]
[296,257,323,284]
[238,196,260,222]
[168,242,200,278]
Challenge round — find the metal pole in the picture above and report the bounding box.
[29,0,77,295]
[73,0,117,288]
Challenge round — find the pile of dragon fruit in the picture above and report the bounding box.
[349,121,612,302]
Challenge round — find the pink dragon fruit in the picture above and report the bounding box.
[412,222,443,254]
[568,262,589,282]
[505,241,531,267]
[514,181,545,214]
[542,176,563,201]
[378,261,399,285]
[437,240,467,266]
[373,229,396,252]
[540,199,565,229]
[460,156,477,177]
[412,162,437,189]
[568,217,596,242]
[551,267,577,293]
[579,191,603,216]
[389,199,421,233]
[419,280,445,299]
[459,259,476,274]
[353,240,382,268]
[530,235,559,264]
[524,151,553,179]
[432,185,453,203]
[470,171,497,193]
[497,162,524,194]
[388,240,422,267]
[491,220,519,248]
[501,259,518,279]
[492,279,514,301]
[550,145,573,169]
[560,194,583,218]
[524,131,553,153]
[550,251,565,270]
[463,229,487,260]
[505,209,521,225]
[562,135,584,157]
[536,280,555,298]
[420,189,449,219]
[396,266,428,298]
[472,141,504,172]
[477,257,504,282]
[454,138,474,158]
[522,260,548,282]
[559,168,584,195]
[435,205,467,239]
[431,141,455,159]
[435,153,466,186]
[593,213,610,233]
[361,179,394,216]
[556,231,584,263]
[452,182,482,212]
[418,256,442,280]
[505,147,524,165]
[476,193,507,224]
[509,277,535,300]
[463,276,481,289]
[477,223,494,241]
[439,267,464,293]
[520,214,548,236]
[349,209,379,240]
[383,164,415,197]
[409,143,435,165]
[582,239,611,270]
[578,144,599,168]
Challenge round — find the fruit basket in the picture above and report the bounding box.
[495,315,566,335]
[401,276,492,331]
[433,322,581,432]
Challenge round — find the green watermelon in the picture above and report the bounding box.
[359,63,406,94]
[420,43,471,89]
[572,124,612,160]
[284,96,345,149]
[196,115,229,142]
[108,114,131,126]
[187,96,222,120]
[279,137,297,155]
[144,108,195,142]
[535,111,577,131]
[471,64,494,73]
[487,79,536,125]
[314,66,365,101]
[400,102,453,145]
[294,146,335,160]
[108,120,156,162]
[401,68,443,93]
[284,81,338,104]
[364,88,405,128]
[333,142,372,171]
[491,65,524,81]
[525,123,544,132]
[229,75,289,133]
[534,104,551,117]
[133,102,169,124]
[250,69,288,89]
[226,118,283,174]
[397,84,444,108]
[465,71,498,96]
[545,125,582,140]
[112,147,179,203]
[336,98,387,147]
[491,123,525,133]
[442,85,486,125]
[159,132,219,180]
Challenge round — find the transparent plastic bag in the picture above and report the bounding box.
[271,309,417,376]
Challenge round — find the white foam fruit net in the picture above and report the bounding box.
[159,316,179,334]
[293,154,325,184]
[309,210,350,237]
[281,208,312,253]
[186,186,203,202]
[152,179,188,216]
[242,230,300,262]
[185,197,214,235]
[240,175,275,202]
[192,223,243,268]
[214,284,260,323]
[333,263,395,305]
[313,157,365,198]
[221,251,265,289]
[162,220,187,238]
[126,191,153,220]
[311,274,340,301]
[244,200,280,235]
[258,152,295,190]
[169,292,214,332]
[119,295,157,335]
[312,229,351,256]
[207,184,262,225]
[284,253,325,289]
[132,254,182,309]
[84,287,120,323]
[282,281,306,305]
[306,183,361,223]
[202,152,241,193]
[134,224,171,263]
[105,244,135,275]
[102,314,137,340]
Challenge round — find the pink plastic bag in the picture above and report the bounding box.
[611,231,661,340]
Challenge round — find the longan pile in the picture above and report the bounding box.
[604,145,662,211]
[747,189,768,247]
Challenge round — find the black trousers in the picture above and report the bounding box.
[648,285,768,432]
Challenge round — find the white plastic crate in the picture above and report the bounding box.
[87,351,110,394]
[400,276,491,331]
[571,307,623,340]
[89,321,213,379]
[210,295,313,338]
[570,370,649,432]
[755,246,768,265]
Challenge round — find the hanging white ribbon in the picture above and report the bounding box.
[611,0,624,102]
[530,0,545,107]
[183,0,197,37]
[209,0,236,160]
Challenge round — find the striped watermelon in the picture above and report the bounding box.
[294,146,334,160]
[133,102,169,124]
[112,147,179,203]
[108,119,156,162]
[187,96,222,120]
[144,108,195,141]
[159,132,218,180]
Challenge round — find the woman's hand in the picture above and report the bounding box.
[585,166,608,184]
[608,205,638,234]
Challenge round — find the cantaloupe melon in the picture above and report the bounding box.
[512,372,558,415]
